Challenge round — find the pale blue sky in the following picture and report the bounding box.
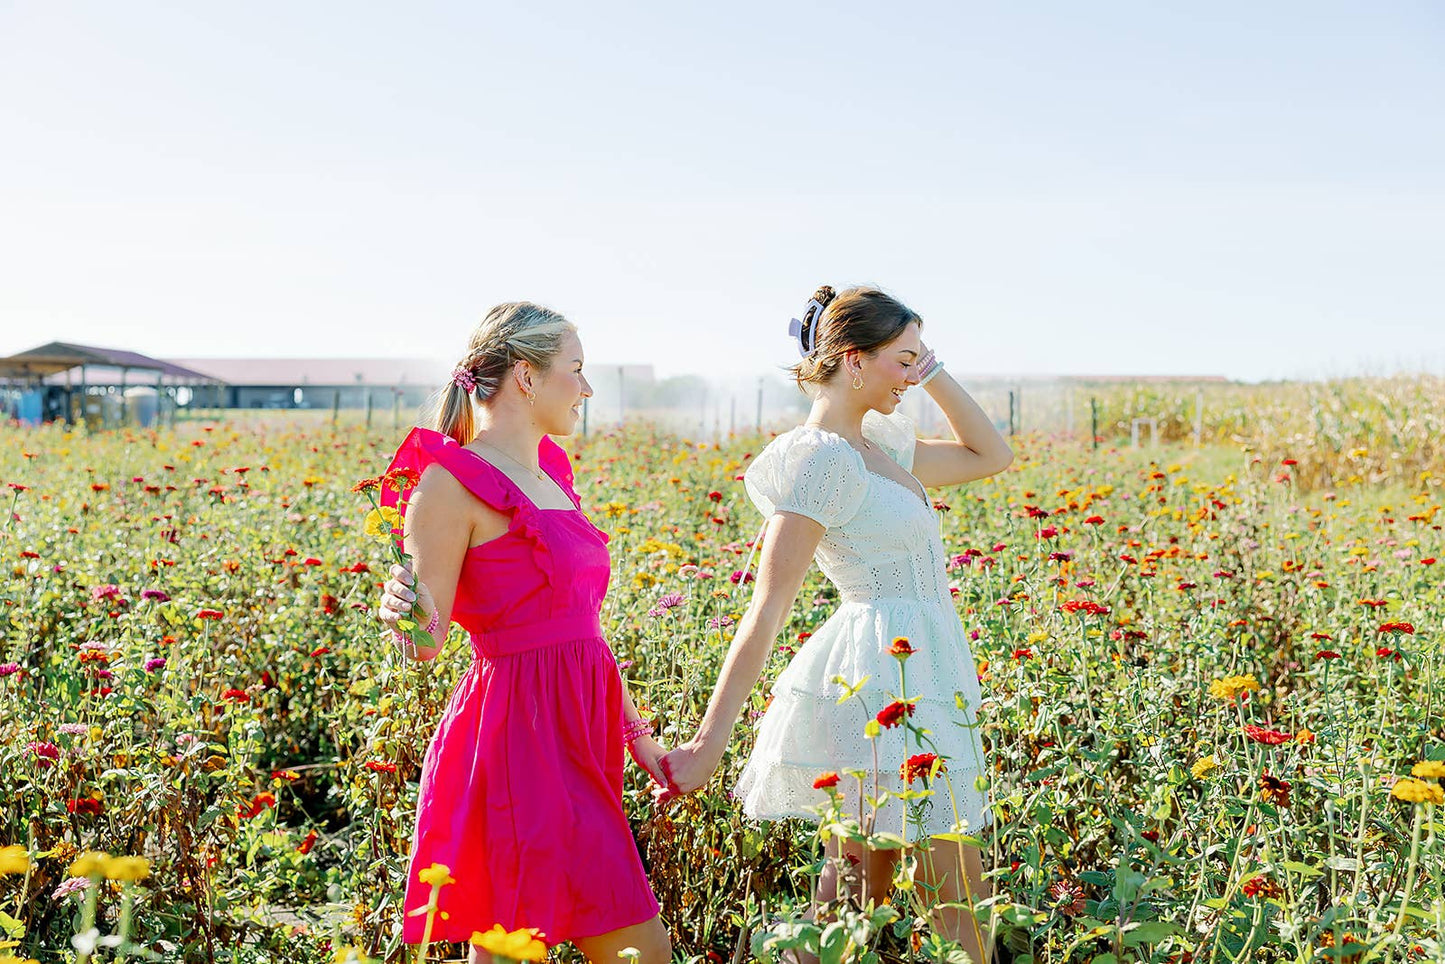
[2,2,1442,380]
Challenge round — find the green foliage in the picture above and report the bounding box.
[0,395,1441,962]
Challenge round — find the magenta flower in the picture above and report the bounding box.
[142,589,171,602]
[145,656,167,673]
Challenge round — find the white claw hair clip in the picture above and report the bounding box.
[788,299,829,358]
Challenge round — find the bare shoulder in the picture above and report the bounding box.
[410,462,508,540]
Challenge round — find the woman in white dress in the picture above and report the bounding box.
[657,285,1013,960]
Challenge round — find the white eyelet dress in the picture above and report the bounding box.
[733,410,989,840]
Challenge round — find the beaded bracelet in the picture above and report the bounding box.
[622,716,655,746]
[917,347,944,386]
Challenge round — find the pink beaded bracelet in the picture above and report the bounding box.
[622,717,655,746]
[916,347,944,386]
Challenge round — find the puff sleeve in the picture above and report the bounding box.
[862,409,918,471]
[744,428,869,529]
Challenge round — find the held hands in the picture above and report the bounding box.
[651,737,726,806]
[627,734,670,788]
[378,561,435,630]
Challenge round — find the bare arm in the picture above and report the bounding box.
[911,364,1014,488]
[656,511,824,797]
[378,467,505,661]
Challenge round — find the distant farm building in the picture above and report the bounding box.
[0,342,224,427]
[166,358,447,412]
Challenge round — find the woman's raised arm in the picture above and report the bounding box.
[910,361,1014,488]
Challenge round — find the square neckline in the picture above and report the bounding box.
[797,422,931,509]
[459,443,580,513]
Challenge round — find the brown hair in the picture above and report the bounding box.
[429,302,575,444]
[790,285,921,391]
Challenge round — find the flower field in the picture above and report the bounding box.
[1,378,1442,963]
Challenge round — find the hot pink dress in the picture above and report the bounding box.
[382,427,659,946]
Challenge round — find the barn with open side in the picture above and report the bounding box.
[0,342,225,427]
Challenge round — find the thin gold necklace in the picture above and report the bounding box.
[475,437,547,484]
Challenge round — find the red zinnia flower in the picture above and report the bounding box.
[384,468,420,491]
[1242,875,1283,898]
[1244,724,1293,746]
[238,792,277,819]
[812,772,840,790]
[297,830,318,855]
[1378,621,1415,635]
[222,688,250,702]
[900,752,942,785]
[888,637,914,657]
[875,700,916,729]
[196,608,224,620]
[1061,599,1110,616]
[67,797,105,815]
[1315,650,1342,661]
[364,760,398,774]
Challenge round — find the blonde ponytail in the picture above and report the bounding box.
[427,302,575,444]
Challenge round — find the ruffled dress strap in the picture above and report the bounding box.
[538,436,610,545]
[381,427,528,519]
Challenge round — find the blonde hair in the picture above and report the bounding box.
[790,285,921,391]
[429,302,575,444]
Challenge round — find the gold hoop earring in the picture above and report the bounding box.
[852,375,864,391]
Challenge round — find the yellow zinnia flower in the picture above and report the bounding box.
[470,925,547,961]
[1411,760,1445,779]
[417,862,455,888]
[68,851,111,878]
[1191,755,1220,780]
[1208,674,1261,701]
[0,845,32,876]
[1391,778,1444,805]
[362,506,402,542]
[104,856,151,882]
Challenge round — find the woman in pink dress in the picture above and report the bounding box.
[377,302,670,962]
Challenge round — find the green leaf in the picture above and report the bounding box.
[1122,920,1181,945]
[832,674,872,704]
[1282,860,1322,877]
[0,910,25,939]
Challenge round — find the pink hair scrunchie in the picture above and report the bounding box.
[451,367,477,394]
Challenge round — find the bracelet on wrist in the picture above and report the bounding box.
[918,355,944,386]
[622,716,655,746]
